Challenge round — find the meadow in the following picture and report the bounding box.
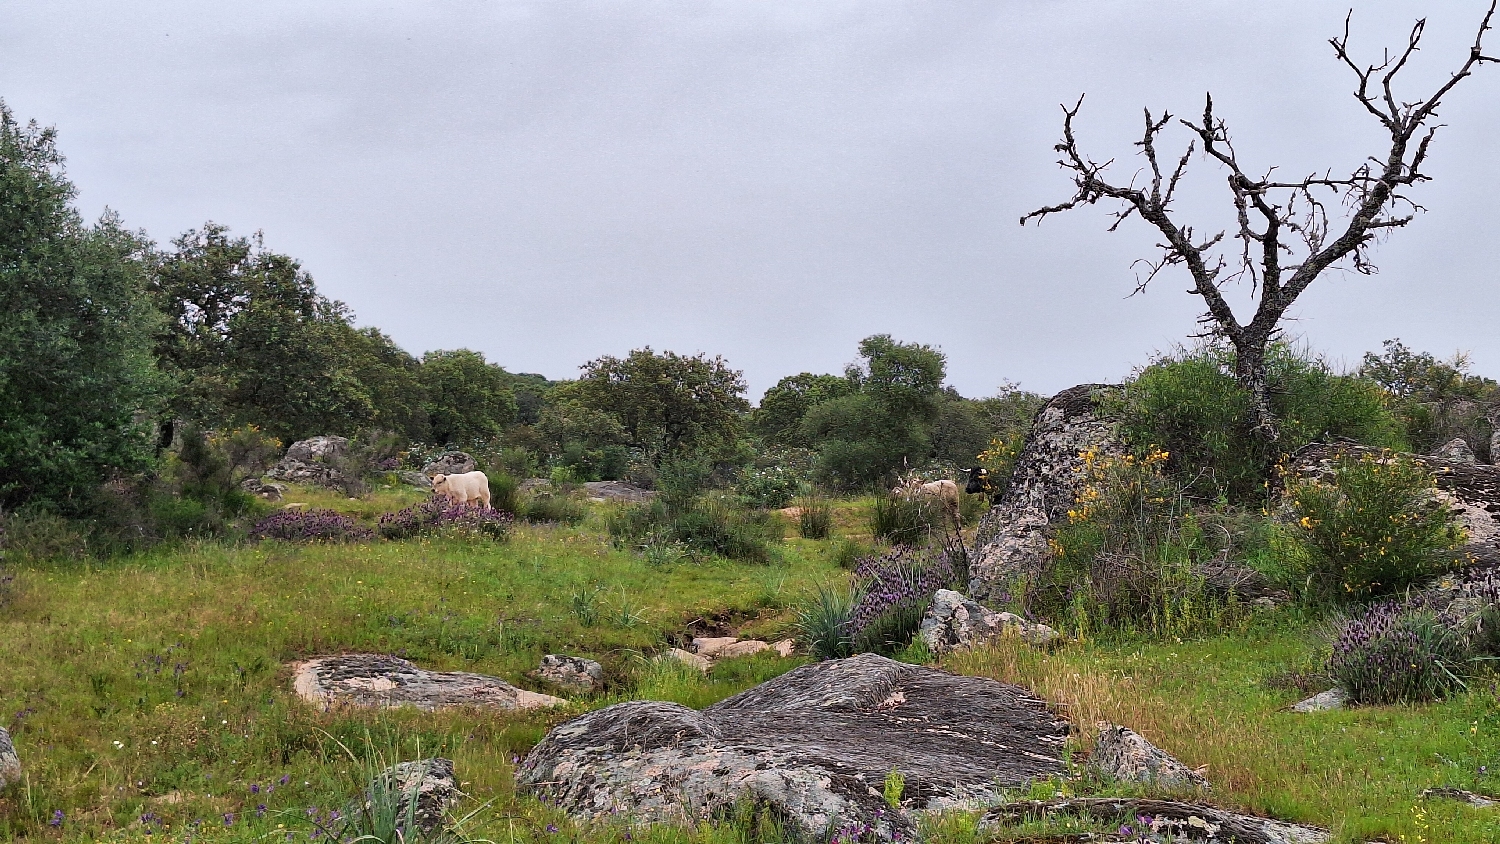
[2,487,1499,843]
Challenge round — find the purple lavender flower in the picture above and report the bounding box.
[49,810,64,827]
[249,509,374,543]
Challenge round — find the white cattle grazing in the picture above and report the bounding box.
[431,471,491,509]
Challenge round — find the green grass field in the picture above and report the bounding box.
[2,488,1499,842]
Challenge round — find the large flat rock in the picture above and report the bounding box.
[518,653,1069,839]
[291,654,565,712]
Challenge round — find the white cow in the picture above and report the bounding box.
[891,476,962,526]
[431,471,491,509]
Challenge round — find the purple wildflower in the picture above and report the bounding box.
[49,810,64,827]
[250,509,373,543]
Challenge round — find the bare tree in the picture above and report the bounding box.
[1022,4,1498,441]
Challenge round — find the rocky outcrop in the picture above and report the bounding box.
[1287,442,1500,561]
[582,480,656,502]
[399,471,433,489]
[1433,437,1480,463]
[349,758,461,835]
[421,452,476,477]
[267,436,351,487]
[536,655,604,693]
[970,385,1122,604]
[239,478,288,501]
[519,653,1069,838]
[291,654,565,712]
[1423,786,1499,807]
[1290,687,1347,713]
[1090,724,1208,791]
[0,727,20,791]
[981,798,1330,844]
[918,589,1059,654]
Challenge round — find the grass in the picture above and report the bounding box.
[4,486,1500,841]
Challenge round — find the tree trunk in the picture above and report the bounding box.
[1231,334,1278,443]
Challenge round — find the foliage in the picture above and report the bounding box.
[0,102,168,512]
[570,347,749,464]
[376,498,512,541]
[1360,338,1498,458]
[796,496,833,539]
[418,349,518,446]
[929,394,993,466]
[827,537,870,570]
[346,327,432,443]
[487,472,522,516]
[151,223,375,444]
[804,336,947,490]
[751,373,855,447]
[794,583,855,660]
[0,503,93,563]
[845,546,961,655]
[736,463,802,509]
[520,492,587,525]
[249,509,374,543]
[1039,449,1228,635]
[1285,450,1464,603]
[1110,343,1405,503]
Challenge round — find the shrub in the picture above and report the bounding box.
[796,496,833,539]
[0,504,94,562]
[795,583,855,660]
[828,537,869,570]
[487,471,521,515]
[1110,343,1405,504]
[738,463,803,509]
[607,497,782,563]
[1037,449,1228,635]
[249,509,374,542]
[376,498,512,541]
[869,494,947,546]
[846,546,961,655]
[1330,602,1472,704]
[1286,450,1463,603]
[521,492,587,525]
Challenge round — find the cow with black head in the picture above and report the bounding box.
[962,466,1000,503]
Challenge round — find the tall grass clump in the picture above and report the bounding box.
[487,471,522,515]
[870,494,945,546]
[795,583,855,660]
[1285,449,1464,603]
[607,495,783,564]
[521,491,587,525]
[249,508,374,543]
[796,496,833,539]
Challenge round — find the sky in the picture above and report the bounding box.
[2,1,1497,402]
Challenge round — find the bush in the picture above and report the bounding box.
[0,504,94,563]
[869,494,947,546]
[795,584,855,660]
[521,492,587,525]
[796,496,833,539]
[737,463,802,509]
[607,497,782,563]
[1286,450,1463,603]
[487,472,521,516]
[1329,604,1471,704]
[1037,449,1229,635]
[377,498,512,541]
[845,546,962,655]
[1110,343,1405,503]
[249,509,374,543]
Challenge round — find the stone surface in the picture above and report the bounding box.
[771,639,797,657]
[239,478,287,501]
[349,758,462,835]
[519,653,1069,839]
[582,480,656,502]
[969,384,1123,603]
[1434,437,1480,464]
[663,647,711,673]
[291,654,565,712]
[399,471,433,489]
[267,436,351,487]
[918,589,1060,654]
[421,452,476,477]
[0,727,20,791]
[518,478,552,494]
[1090,724,1209,791]
[1490,406,1500,467]
[690,636,740,657]
[1287,442,1500,561]
[1290,687,1348,713]
[1422,786,1499,807]
[536,655,604,693]
[981,798,1331,844]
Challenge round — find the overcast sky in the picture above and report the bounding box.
[3,1,1497,401]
